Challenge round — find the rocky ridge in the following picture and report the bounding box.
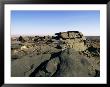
[11,31,100,77]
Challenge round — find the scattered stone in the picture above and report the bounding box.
[11,31,100,77]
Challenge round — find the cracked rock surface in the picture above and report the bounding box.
[11,31,100,77]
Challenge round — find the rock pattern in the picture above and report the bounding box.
[11,31,100,77]
[55,49,91,77]
[11,54,51,77]
[55,31,87,51]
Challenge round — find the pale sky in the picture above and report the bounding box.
[11,10,100,36]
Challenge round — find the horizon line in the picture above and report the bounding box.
[11,34,100,37]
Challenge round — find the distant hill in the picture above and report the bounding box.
[86,36,100,41]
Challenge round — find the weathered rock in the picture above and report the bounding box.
[11,43,22,50]
[68,32,75,38]
[46,57,60,76]
[18,36,25,43]
[55,48,91,77]
[61,32,69,39]
[11,50,26,59]
[44,35,52,40]
[82,36,86,40]
[68,31,81,38]
[11,32,100,77]
[11,54,51,77]
[79,32,83,37]
[55,31,87,51]
[35,70,47,77]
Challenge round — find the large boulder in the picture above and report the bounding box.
[11,54,51,77]
[55,31,87,51]
[54,48,93,77]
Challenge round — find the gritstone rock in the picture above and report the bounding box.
[55,31,87,51]
[54,48,92,77]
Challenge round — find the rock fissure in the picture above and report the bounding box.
[29,51,62,77]
[11,31,100,77]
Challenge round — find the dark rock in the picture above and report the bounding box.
[55,48,90,77]
[18,36,25,43]
[11,54,51,77]
[11,31,100,77]
[46,57,60,76]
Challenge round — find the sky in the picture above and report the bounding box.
[11,10,100,36]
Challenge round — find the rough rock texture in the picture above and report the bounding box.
[54,48,91,77]
[11,54,51,77]
[11,31,100,77]
[46,57,60,76]
[11,48,99,77]
[56,31,87,51]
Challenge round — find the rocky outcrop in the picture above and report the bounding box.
[11,31,100,77]
[11,47,99,77]
[11,54,51,77]
[55,31,87,51]
[54,48,93,77]
[50,49,97,77]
